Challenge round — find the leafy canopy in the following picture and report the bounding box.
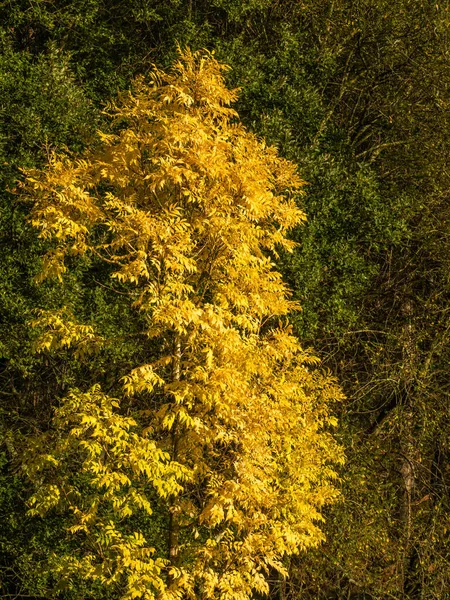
[22,49,343,600]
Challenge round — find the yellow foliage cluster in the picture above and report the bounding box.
[31,308,102,358]
[23,386,187,598]
[22,49,344,599]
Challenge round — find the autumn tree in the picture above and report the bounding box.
[20,50,343,600]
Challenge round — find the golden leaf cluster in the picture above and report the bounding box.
[22,48,344,599]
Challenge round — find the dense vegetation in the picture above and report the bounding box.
[1,1,449,599]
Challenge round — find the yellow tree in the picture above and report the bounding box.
[22,49,344,600]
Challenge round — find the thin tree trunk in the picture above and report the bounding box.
[168,334,182,566]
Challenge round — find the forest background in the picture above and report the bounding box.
[0,1,449,599]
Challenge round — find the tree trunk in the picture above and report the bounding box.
[168,334,182,566]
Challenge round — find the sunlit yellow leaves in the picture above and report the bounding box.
[23,386,188,598]
[23,48,344,600]
[27,483,61,517]
[31,308,102,358]
[122,364,164,396]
